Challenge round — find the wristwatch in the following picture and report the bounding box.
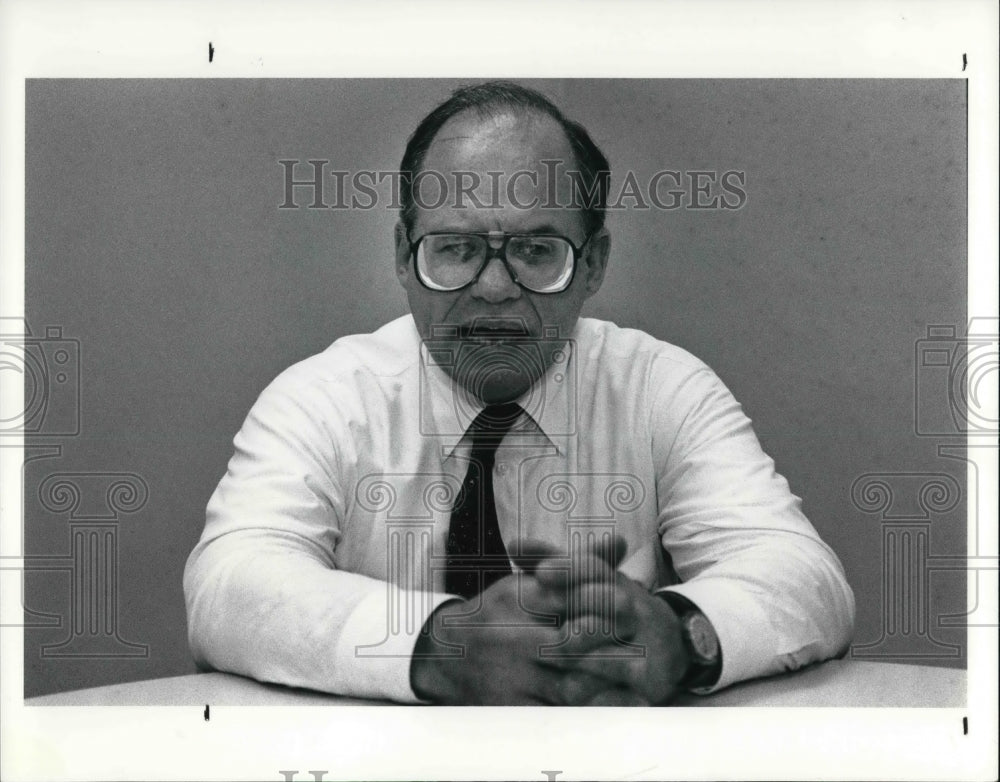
[659,593,722,690]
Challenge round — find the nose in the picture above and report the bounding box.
[470,255,521,303]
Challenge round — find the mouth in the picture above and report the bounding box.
[460,318,531,344]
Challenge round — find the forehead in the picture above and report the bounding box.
[422,109,576,172]
[415,109,586,235]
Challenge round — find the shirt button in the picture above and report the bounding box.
[497,463,508,475]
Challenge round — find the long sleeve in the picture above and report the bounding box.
[185,316,856,701]
[182,362,453,702]
[650,362,856,691]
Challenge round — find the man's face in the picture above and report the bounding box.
[394,110,610,405]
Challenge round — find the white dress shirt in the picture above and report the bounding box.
[184,315,855,702]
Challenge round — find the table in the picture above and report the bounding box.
[26,660,964,707]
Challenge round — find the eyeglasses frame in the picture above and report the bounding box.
[408,229,593,294]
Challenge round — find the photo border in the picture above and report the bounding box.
[2,2,996,780]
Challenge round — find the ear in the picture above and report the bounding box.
[394,221,412,284]
[580,227,610,297]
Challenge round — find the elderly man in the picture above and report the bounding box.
[184,81,854,705]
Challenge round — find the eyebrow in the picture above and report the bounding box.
[517,224,562,235]
[431,225,565,235]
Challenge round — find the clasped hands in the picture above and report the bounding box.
[410,537,691,705]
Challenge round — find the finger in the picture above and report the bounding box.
[591,534,628,570]
[571,547,618,588]
[567,608,639,642]
[543,630,647,663]
[532,549,618,592]
[545,668,619,706]
[515,650,605,705]
[511,536,627,587]
[501,571,627,627]
[511,572,570,623]
[543,653,638,689]
[564,582,639,638]
[509,539,562,575]
[561,534,627,589]
[511,535,626,572]
[537,635,648,686]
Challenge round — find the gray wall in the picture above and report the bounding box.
[23,79,967,697]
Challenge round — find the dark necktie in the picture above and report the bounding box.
[444,402,522,599]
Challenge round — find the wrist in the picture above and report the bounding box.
[409,598,464,702]
[657,592,722,691]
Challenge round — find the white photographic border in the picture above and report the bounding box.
[1,1,997,780]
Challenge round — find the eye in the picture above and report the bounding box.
[442,241,473,256]
[427,236,480,260]
[510,237,562,263]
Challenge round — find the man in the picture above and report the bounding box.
[184,81,854,705]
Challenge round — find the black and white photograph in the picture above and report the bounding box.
[1,2,997,781]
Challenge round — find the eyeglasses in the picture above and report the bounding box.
[409,231,591,294]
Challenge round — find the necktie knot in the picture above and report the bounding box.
[469,402,523,448]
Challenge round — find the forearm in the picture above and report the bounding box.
[184,531,454,702]
[659,535,855,690]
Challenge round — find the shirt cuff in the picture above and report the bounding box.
[333,587,457,703]
[656,580,781,694]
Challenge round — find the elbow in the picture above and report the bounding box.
[805,546,856,659]
[834,572,857,657]
[182,543,221,670]
[788,540,857,661]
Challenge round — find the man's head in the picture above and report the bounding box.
[394,82,612,405]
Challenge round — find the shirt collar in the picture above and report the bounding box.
[418,332,577,459]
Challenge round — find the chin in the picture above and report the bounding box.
[453,343,544,405]
[473,376,533,405]
[452,362,536,404]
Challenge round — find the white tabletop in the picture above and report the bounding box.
[26,659,964,707]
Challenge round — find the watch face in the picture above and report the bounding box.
[686,612,720,663]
